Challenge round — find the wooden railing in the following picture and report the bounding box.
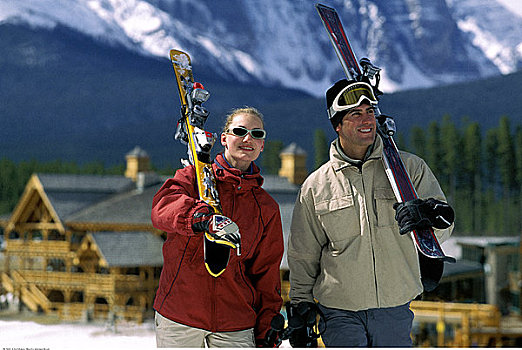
[16,270,149,293]
[5,240,71,255]
[2,271,151,323]
[50,303,146,323]
[411,300,501,347]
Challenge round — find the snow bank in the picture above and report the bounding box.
[0,319,156,349]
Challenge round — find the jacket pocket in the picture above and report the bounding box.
[374,187,397,227]
[314,195,360,253]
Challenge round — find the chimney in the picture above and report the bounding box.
[125,146,150,181]
[278,142,307,185]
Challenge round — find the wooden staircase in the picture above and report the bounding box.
[1,271,52,313]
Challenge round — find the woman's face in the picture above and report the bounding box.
[221,113,265,172]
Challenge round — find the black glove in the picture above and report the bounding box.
[256,338,272,348]
[259,314,285,347]
[393,198,455,235]
[288,302,319,348]
[191,205,215,233]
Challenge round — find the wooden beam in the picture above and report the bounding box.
[66,222,156,232]
[5,175,65,235]
[15,222,63,231]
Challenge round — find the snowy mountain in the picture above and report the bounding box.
[0,0,521,96]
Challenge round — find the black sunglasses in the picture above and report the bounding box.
[226,126,266,139]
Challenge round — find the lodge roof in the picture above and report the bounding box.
[36,173,166,224]
[38,174,137,221]
[90,231,164,267]
[262,174,300,193]
[66,185,161,224]
[454,236,520,248]
[280,142,307,156]
[38,174,135,193]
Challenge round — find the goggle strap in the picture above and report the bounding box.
[328,97,377,119]
[331,82,377,113]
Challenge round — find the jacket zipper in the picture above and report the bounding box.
[359,166,380,306]
[239,262,256,310]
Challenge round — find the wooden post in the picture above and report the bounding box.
[436,305,445,346]
[461,313,471,347]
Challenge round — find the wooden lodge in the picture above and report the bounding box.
[0,146,165,323]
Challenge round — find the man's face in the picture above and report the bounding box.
[335,102,377,160]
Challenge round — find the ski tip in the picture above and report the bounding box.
[443,256,457,263]
[428,254,456,263]
[315,3,334,11]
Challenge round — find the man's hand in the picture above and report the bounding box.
[393,198,454,235]
[287,302,320,348]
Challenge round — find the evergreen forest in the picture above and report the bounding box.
[1,115,521,237]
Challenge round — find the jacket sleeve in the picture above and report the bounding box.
[248,206,284,341]
[287,188,327,304]
[151,166,211,235]
[403,152,454,243]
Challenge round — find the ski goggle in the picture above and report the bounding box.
[226,126,266,139]
[329,82,378,118]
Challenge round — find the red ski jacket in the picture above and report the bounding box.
[151,154,284,340]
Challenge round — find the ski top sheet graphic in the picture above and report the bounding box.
[315,4,455,291]
[170,49,240,278]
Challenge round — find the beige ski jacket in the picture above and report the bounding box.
[288,136,453,311]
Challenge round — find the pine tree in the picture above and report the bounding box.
[440,115,460,204]
[410,126,426,160]
[515,126,522,232]
[426,121,443,181]
[462,122,482,233]
[484,128,499,234]
[313,129,329,170]
[496,116,516,234]
[262,140,284,175]
[0,159,18,214]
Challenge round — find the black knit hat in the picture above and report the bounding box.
[326,79,377,130]
[326,79,354,129]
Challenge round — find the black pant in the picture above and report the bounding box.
[318,302,414,347]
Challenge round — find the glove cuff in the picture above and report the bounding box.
[191,205,215,233]
[425,198,455,229]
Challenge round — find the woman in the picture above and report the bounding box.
[152,107,284,347]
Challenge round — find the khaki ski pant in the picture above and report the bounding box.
[155,311,255,348]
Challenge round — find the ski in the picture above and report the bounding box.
[315,4,455,291]
[170,49,240,277]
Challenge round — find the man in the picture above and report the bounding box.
[287,79,454,347]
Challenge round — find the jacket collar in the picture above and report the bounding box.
[214,153,264,187]
[330,135,383,172]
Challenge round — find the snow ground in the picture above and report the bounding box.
[0,319,156,350]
